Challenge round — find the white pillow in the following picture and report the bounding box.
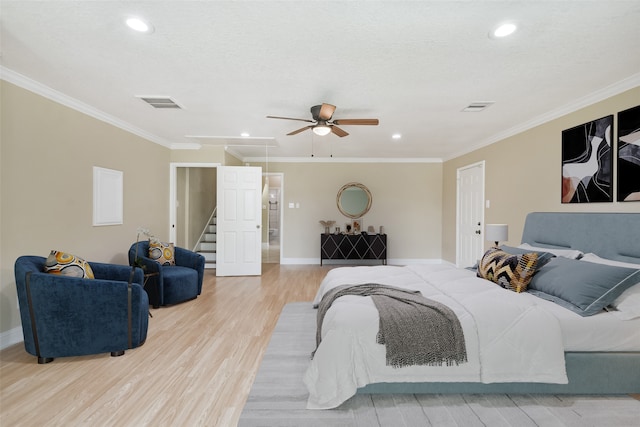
[580,253,640,320]
[518,243,584,260]
[580,252,640,269]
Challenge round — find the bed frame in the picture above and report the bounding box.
[360,212,640,395]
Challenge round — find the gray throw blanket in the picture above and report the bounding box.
[313,284,467,368]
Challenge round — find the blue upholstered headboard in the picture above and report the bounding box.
[521,212,640,264]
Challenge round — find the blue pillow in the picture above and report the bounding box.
[527,257,640,316]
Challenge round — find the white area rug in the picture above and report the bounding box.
[238,302,640,426]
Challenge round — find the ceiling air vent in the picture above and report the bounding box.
[138,96,182,109]
[462,102,494,112]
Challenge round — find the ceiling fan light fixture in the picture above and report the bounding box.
[312,125,331,136]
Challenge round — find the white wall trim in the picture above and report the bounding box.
[4,65,638,163]
[1,66,175,148]
[0,326,23,351]
[443,72,640,161]
[280,258,445,265]
[244,156,443,164]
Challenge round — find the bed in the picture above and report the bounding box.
[303,212,640,409]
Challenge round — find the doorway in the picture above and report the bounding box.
[456,161,485,268]
[262,173,283,263]
[170,163,277,271]
[169,163,219,247]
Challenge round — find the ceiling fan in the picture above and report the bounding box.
[266,103,379,137]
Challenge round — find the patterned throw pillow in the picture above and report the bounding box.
[477,247,538,293]
[44,250,95,279]
[149,240,175,266]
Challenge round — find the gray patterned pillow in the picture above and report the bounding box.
[477,248,538,293]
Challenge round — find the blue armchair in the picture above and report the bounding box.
[128,241,205,308]
[14,256,149,364]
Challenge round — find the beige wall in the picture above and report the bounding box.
[0,81,170,335]
[442,87,640,263]
[2,77,637,339]
[263,162,443,261]
[169,145,225,164]
[164,155,444,262]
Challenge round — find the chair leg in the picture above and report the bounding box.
[110,351,125,357]
[37,357,54,364]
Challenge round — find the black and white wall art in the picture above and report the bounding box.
[562,115,613,203]
[617,105,640,202]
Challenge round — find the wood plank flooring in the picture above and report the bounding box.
[0,264,327,426]
[2,264,639,426]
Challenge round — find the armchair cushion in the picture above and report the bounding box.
[44,250,94,279]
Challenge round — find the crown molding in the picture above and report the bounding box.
[242,156,442,164]
[4,65,637,163]
[443,73,640,161]
[1,66,175,148]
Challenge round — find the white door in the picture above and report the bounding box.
[216,166,262,276]
[456,162,485,268]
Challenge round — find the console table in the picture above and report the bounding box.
[320,233,387,265]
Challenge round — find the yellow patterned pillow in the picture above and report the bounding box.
[477,247,538,293]
[44,250,95,279]
[149,240,175,266]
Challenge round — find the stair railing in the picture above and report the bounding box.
[193,206,217,252]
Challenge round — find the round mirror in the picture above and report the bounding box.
[337,182,372,219]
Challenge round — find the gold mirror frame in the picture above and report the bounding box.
[336,182,372,219]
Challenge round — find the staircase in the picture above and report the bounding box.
[195,209,217,269]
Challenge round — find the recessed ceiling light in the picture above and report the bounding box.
[490,22,517,39]
[392,134,402,140]
[241,132,250,137]
[126,17,154,33]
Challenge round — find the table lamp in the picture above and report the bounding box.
[485,224,508,247]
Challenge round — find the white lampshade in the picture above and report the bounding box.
[312,125,331,136]
[485,224,508,246]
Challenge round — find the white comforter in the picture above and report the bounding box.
[303,264,568,409]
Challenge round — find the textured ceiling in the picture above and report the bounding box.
[2,1,639,161]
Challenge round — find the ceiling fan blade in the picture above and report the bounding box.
[332,118,379,126]
[318,103,336,121]
[267,115,314,123]
[287,125,313,136]
[331,125,349,137]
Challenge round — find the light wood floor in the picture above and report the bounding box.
[0,264,331,427]
[2,264,639,426]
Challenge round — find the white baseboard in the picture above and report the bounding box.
[0,326,23,351]
[280,258,445,265]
